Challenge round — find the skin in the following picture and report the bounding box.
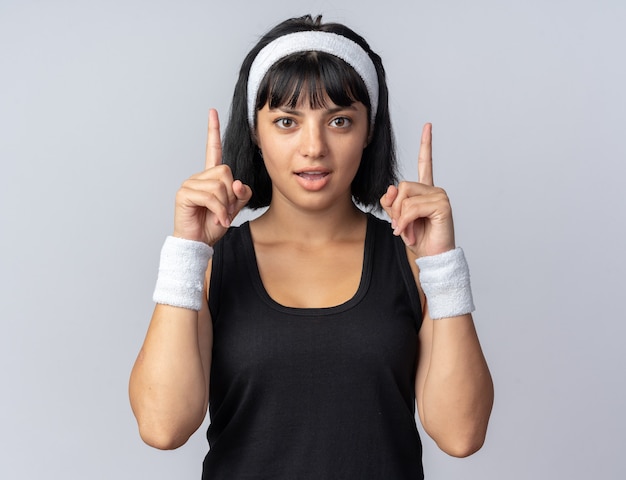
[129,98,493,456]
[381,124,494,456]
[250,100,370,308]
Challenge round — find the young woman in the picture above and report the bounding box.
[129,14,493,479]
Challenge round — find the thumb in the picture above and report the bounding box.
[232,180,253,215]
[380,185,397,218]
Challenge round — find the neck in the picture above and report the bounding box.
[253,197,366,245]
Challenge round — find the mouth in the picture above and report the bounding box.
[295,170,330,181]
[294,169,332,191]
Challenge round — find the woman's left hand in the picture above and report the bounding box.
[380,123,456,258]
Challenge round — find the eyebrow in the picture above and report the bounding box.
[272,105,359,116]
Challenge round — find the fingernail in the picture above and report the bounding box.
[391,219,397,230]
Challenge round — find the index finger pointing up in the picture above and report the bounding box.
[417,123,433,186]
[205,108,222,170]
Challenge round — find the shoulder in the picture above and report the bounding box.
[366,212,391,228]
[213,221,250,251]
[367,213,425,306]
[366,212,392,242]
[367,212,406,256]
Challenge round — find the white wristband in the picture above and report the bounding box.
[152,236,213,311]
[415,247,475,320]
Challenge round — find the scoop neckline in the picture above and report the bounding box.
[240,214,375,317]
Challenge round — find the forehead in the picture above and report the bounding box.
[262,99,367,119]
[259,52,368,106]
[284,89,363,109]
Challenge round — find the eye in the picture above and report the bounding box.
[274,117,296,129]
[330,117,351,128]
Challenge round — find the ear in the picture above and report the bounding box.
[250,127,260,147]
[251,128,264,159]
[365,127,374,147]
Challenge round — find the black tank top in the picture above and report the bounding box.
[205,214,424,479]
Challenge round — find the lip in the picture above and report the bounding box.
[294,169,331,191]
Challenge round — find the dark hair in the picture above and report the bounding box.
[222,14,397,209]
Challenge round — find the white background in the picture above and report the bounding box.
[1,0,625,478]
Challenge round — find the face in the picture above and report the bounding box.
[255,94,369,212]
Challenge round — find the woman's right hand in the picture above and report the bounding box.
[173,109,252,246]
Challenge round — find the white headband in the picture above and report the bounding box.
[247,31,379,127]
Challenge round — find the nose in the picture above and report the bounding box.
[299,122,328,159]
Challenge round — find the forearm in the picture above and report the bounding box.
[419,314,493,457]
[129,304,210,449]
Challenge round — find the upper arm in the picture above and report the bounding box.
[197,258,214,412]
[405,246,433,428]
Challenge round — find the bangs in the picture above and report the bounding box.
[255,52,370,116]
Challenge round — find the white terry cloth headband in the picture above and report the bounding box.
[247,31,379,127]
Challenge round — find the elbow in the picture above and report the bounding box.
[425,414,491,458]
[431,416,491,458]
[137,421,193,450]
[438,433,486,458]
[129,384,207,450]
